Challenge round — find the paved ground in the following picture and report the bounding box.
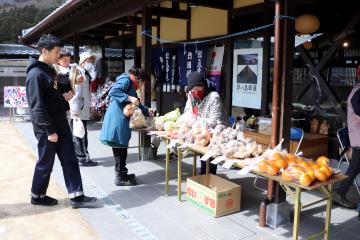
[3,120,360,239]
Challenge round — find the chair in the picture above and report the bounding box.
[253,127,304,192]
[336,127,360,196]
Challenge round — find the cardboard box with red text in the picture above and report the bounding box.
[186,174,241,217]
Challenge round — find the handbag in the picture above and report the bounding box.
[73,117,85,138]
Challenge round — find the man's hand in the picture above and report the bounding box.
[48,133,58,143]
[63,91,73,101]
[128,96,140,106]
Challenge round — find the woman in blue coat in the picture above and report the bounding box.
[100,68,149,186]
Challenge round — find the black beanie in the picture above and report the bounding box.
[187,71,206,91]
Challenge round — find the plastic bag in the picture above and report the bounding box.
[73,118,85,138]
[130,106,147,129]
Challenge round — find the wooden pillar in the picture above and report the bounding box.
[141,6,152,149]
[279,0,295,157]
[73,34,80,64]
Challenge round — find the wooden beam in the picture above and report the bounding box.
[231,3,268,17]
[151,6,189,19]
[81,29,120,37]
[52,0,158,40]
[178,0,232,10]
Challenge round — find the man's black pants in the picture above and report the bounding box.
[31,126,83,198]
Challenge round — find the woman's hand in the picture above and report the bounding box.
[128,96,140,106]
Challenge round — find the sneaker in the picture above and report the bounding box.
[79,160,98,167]
[31,196,58,206]
[70,195,97,208]
[114,173,137,186]
[333,192,356,209]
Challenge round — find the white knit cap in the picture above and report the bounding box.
[79,51,95,65]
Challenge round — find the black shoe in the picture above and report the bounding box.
[31,196,58,206]
[70,195,97,208]
[114,173,137,186]
[333,192,356,209]
[79,160,97,167]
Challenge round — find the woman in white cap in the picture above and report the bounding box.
[69,52,97,167]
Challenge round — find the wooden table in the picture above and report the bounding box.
[177,144,347,240]
[243,130,328,159]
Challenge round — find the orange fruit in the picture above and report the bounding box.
[307,161,317,168]
[275,159,288,169]
[281,171,293,182]
[320,165,332,178]
[317,156,330,167]
[314,170,328,182]
[267,159,277,167]
[299,173,313,187]
[257,160,269,172]
[306,170,316,181]
[266,165,280,176]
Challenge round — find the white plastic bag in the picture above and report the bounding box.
[130,106,147,129]
[73,118,85,138]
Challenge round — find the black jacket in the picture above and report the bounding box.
[26,58,69,135]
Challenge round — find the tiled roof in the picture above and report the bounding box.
[0,44,134,59]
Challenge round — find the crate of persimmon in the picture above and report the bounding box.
[255,150,334,187]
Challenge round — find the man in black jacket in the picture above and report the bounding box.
[26,34,96,208]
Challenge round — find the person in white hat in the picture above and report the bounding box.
[69,51,97,166]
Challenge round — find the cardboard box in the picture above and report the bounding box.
[186,174,241,217]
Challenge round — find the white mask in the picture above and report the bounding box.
[83,62,95,79]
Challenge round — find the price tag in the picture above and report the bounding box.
[200,152,213,161]
[237,157,262,175]
[222,160,234,169]
[211,156,226,165]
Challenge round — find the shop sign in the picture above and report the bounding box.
[4,86,28,108]
[232,48,263,109]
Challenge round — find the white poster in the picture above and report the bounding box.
[206,46,224,92]
[232,48,263,109]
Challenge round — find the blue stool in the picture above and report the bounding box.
[228,116,236,126]
[290,127,304,155]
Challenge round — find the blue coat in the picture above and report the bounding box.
[100,73,149,147]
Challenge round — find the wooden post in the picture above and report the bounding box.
[141,6,152,151]
[73,34,80,64]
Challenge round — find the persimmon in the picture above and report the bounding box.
[317,156,330,167]
[273,152,284,160]
[275,159,288,169]
[257,160,269,172]
[306,170,316,181]
[298,160,310,169]
[314,170,328,182]
[266,165,279,176]
[320,165,332,178]
[286,153,297,161]
[299,173,313,187]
